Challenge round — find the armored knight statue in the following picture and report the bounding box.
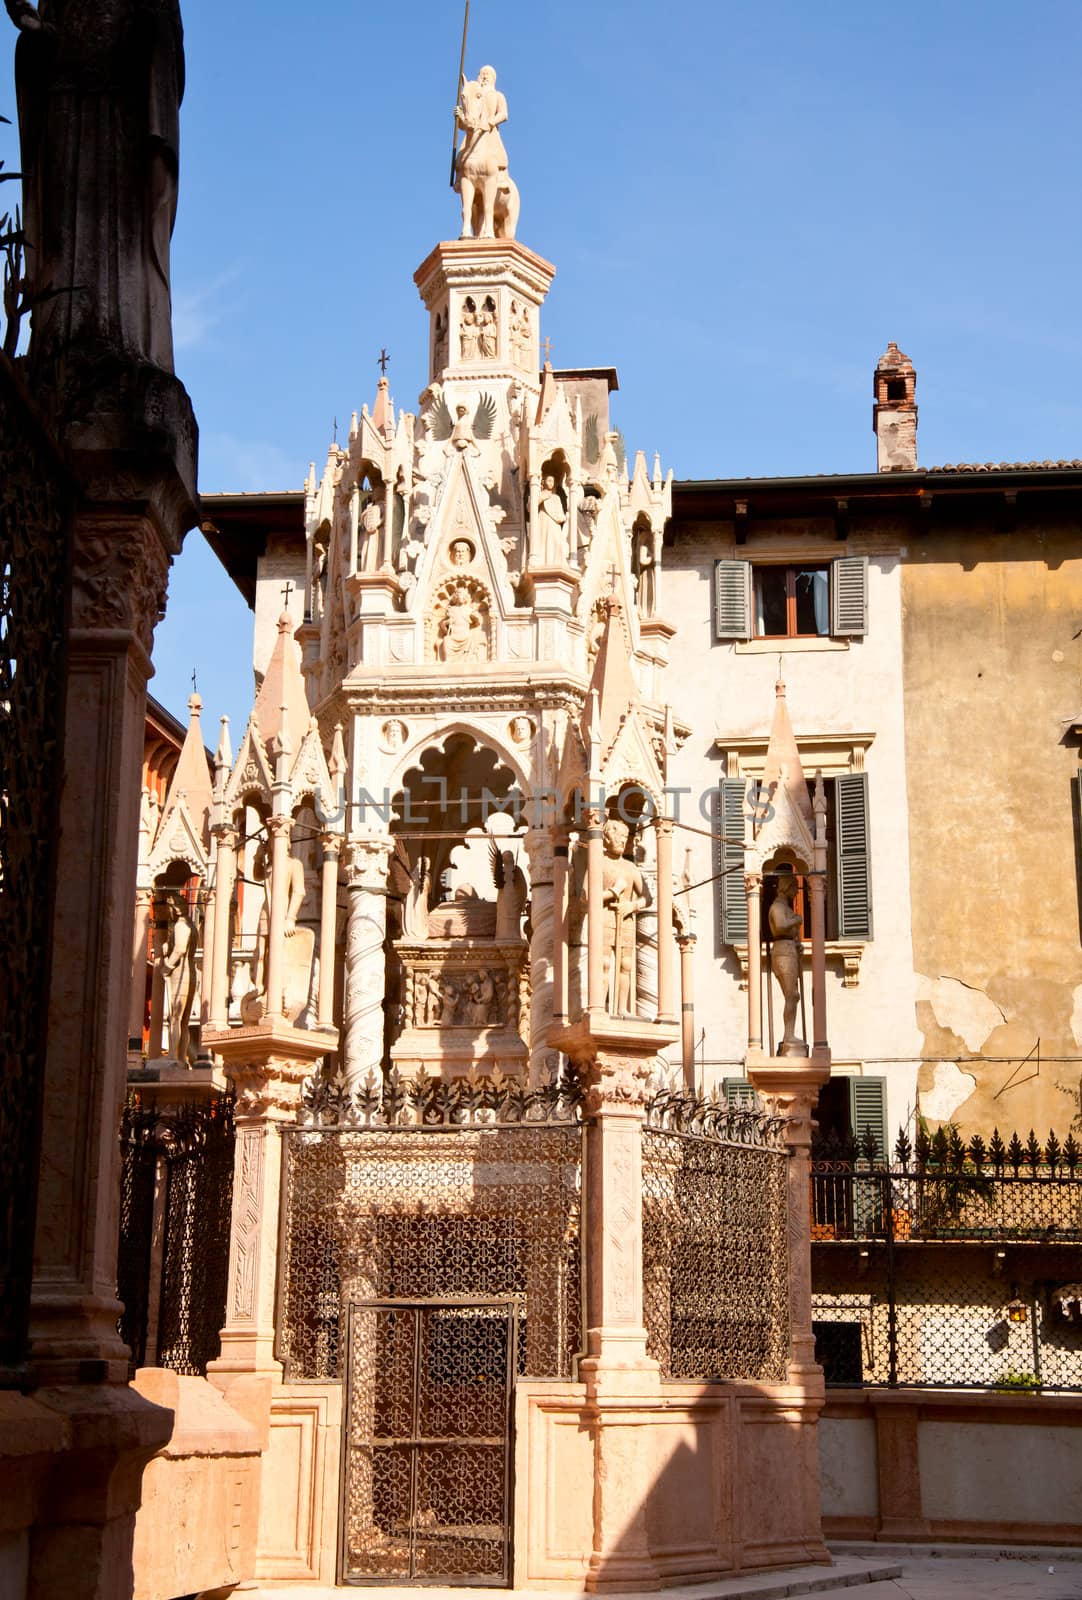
[453,64,520,240]
[769,872,805,1054]
[601,818,648,1015]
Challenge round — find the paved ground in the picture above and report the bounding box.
[251,1548,1082,1600]
[821,1547,1082,1599]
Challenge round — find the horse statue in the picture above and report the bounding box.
[454,66,520,241]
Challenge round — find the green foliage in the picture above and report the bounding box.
[995,1370,1040,1393]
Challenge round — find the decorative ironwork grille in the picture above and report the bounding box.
[813,1162,1082,1391]
[117,1093,235,1375]
[342,1300,515,1585]
[278,1070,583,1384]
[641,1086,791,1382]
[0,357,72,1377]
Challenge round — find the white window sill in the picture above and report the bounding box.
[730,940,866,989]
[734,636,851,654]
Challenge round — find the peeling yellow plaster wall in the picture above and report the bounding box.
[902,523,1082,1137]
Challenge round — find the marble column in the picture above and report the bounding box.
[585,807,604,1015]
[264,814,292,1022]
[318,835,342,1029]
[655,817,675,1025]
[677,931,697,1090]
[207,823,238,1030]
[524,828,554,1085]
[128,888,152,1055]
[551,827,569,1024]
[342,838,393,1089]
[746,869,763,1051]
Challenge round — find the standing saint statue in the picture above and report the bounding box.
[600,818,647,1015]
[453,65,520,241]
[359,498,383,572]
[158,890,195,1063]
[535,474,568,566]
[769,872,806,1055]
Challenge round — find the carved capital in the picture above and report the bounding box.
[744,870,762,895]
[523,827,554,879]
[321,834,344,860]
[71,516,170,655]
[228,1060,308,1121]
[582,1053,653,1115]
[346,836,393,891]
[267,813,293,840]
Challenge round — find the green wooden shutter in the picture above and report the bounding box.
[723,1077,757,1109]
[849,1077,888,1160]
[831,556,868,637]
[835,771,873,938]
[714,559,752,640]
[717,779,748,945]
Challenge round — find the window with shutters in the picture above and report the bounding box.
[714,556,867,642]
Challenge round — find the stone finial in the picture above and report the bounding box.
[873,340,918,472]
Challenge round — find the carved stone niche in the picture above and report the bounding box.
[425,575,493,663]
[391,940,529,1079]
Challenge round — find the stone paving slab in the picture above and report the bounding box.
[818,1552,1082,1599]
[251,1556,900,1600]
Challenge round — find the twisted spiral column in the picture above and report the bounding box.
[342,838,393,1089]
[524,828,554,1086]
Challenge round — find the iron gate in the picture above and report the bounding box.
[341,1298,517,1586]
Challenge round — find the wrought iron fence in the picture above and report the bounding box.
[277,1068,583,1383]
[812,1152,1082,1391]
[117,1092,235,1375]
[642,1083,791,1383]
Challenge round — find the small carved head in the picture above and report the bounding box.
[602,818,630,857]
[479,64,497,87]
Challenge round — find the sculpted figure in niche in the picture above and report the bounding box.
[433,309,448,372]
[600,818,648,1015]
[453,65,520,240]
[438,585,486,661]
[449,537,474,567]
[769,873,805,1053]
[460,298,480,360]
[402,855,431,939]
[478,296,498,359]
[246,836,308,1015]
[7,0,184,377]
[491,844,527,940]
[360,498,383,571]
[633,520,657,615]
[158,891,196,1062]
[535,474,568,565]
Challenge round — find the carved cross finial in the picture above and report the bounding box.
[281,580,295,607]
[542,336,553,363]
[378,347,390,375]
[333,415,338,444]
[191,667,198,694]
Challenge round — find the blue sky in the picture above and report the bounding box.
[7,1,1082,733]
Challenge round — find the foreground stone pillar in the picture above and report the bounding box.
[552,1013,677,1592]
[342,837,393,1088]
[208,1055,308,1378]
[676,930,696,1090]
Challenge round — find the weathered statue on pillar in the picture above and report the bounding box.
[453,64,520,241]
[243,836,313,1023]
[6,0,185,382]
[769,872,805,1055]
[601,818,647,1015]
[158,889,196,1062]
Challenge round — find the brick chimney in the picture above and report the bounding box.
[873,341,917,471]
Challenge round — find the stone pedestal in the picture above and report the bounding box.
[203,1024,334,1380]
[551,1013,677,1592]
[745,1055,830,1383]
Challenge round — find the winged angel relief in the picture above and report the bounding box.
[426,390,498,451]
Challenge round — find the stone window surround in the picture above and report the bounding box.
[716,730,875,988]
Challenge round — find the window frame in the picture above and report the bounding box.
[752,562,831,641]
